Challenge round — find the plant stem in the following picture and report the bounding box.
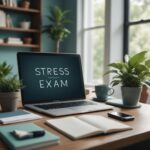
[56,40,60,53]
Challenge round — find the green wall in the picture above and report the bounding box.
[0,0,77,74]
[62,0,77,53]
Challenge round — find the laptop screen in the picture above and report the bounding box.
[17,52,85,104]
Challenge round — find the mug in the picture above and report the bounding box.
[95,84,114,101]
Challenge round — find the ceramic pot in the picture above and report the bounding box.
[140,85,149,103]
[20,0,30,9]
[22,37,32,44]
[0,92,20,112]
[121,86,142,106]
[20,21,31,29]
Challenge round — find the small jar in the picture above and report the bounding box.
[20,0,30,9]
[23,37,32,44]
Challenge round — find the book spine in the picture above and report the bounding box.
[0,132,15,150]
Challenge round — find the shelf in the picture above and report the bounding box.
[0,43,40,48]
[0,27,40,33]
[0,5,40,13]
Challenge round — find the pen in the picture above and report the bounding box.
[11,130,45,140]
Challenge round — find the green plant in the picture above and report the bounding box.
[43,6,71,53]
[0,62,23,92]
[105,51,150,87]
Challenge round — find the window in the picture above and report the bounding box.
[124,0,150,57]
[81,0,105,84]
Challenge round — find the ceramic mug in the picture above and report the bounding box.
[95,84,114,101]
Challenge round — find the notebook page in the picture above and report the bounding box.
[47,116,102,139]
[78,115,132,133]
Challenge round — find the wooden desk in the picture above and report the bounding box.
[0,102,150,150]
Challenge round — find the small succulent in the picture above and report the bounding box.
[0,62,23,92]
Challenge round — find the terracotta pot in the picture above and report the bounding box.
[0,92,20,112]
[23,37,32,44]
[140,85,149,103]
[20,0,30,9]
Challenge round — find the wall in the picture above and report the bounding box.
[61,0,77,53]
[104,0,124,98]
[0,0,77,74]
[42,0,77,53]
[41,0,63,53]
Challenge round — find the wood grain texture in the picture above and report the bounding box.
[1,101,150,150]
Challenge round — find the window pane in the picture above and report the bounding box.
[85,0,105,28]
[84,28,104,84]
[129,23,150,57]
[130,0,150,21]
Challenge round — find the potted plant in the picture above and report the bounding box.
[105,51,150,106]
[0,62,23,112]
[43,6,71,53]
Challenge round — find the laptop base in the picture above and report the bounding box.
[25,100,113,117]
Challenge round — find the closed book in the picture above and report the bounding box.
[7,41,23,45]
[6,37,22,42]
[0,123,60,150]
[0,109,42,124]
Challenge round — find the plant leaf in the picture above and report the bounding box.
[104,70,118,76]
[110,80,121,87]
[129,51,147,67]
[145,59,150,67]
[108,63,124,70]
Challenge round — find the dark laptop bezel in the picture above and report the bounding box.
[17,52,86,105]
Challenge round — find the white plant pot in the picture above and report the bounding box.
[20,21,31,29]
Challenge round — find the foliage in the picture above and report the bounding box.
[43,6,71,52]
[105,51,150,87]
[0,62,23,92]
[129,0,150,57]
[0,62,12,78]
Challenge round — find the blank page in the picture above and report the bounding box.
[78,115,132,133]
[47,117,102,139]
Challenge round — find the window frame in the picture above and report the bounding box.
[80,0,106,84]
[123,0,150,56]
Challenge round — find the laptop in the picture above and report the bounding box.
[17,52,113,116]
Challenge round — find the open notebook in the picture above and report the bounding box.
[46,115,132,140]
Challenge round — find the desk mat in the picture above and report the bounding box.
[106,99,141,109]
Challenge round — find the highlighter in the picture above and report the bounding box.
[11,130,45,140]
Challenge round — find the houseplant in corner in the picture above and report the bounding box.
[43,6,71,53]
[0,62,23,112]
[105,51,150,106]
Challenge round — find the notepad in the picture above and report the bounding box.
[0,109,42,124]
[0,123,60,150]
[46,115,132,140]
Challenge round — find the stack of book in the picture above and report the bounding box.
[0,10,6,27]
[0,109,42,124]
[0,0,17,7]
[0,123,60,150]
[5,37,23,45]
[0,38,4,43]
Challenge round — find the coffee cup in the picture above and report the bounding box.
[94,84,114,101]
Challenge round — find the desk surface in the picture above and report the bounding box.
[0,102,150,150]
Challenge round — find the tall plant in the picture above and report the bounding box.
[43,6,71,53]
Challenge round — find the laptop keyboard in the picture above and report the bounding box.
[34,101,96,110]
